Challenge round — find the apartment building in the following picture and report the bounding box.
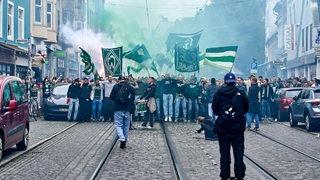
[264,0,320,80]
[0,0,30,78]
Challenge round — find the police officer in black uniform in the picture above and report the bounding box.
[212,72,249,180]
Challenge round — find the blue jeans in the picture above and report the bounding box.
[32,67,42,84]
[163,94,173,117]
[208,103,216,120]
[175,96,187,119]
[188,98,199,120]
[92,98,102,119]
[114,111,130,141]
[67,98,79,120]
[246,113,259,128]
[261,99,271,119]
[156,98,162,120]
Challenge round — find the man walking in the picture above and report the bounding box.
[246,77,260,130]
[212,72,249,180]
[110,76,135,149]
[79,77,92,122]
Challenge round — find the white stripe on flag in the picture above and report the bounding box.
[205,51,236,57]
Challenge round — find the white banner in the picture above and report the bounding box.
[313,26,320,48]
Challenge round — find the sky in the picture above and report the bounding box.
[106,0,212,28]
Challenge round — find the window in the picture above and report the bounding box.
[7,1,14,40]
[306,26,309,51]
[2,84,12,107]
[310,24,313,49]
[35,0,42,23]
[0,0,3,37]
[302,28,305,49]
[58,59,64,68]
[12,81,25,105]
[18,7,24,40]
[47,2,52,28]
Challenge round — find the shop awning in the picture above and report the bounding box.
[0,42,28,53]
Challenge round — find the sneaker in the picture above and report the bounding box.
[138,125,146,128]
[168,117,172,122]
[183,118,187,122]
[164,117,168,122]
[120,141,126,149]
[147,125,153,129]
[254,127,259,131]
[246,127,251,131]
[187,119,190,123]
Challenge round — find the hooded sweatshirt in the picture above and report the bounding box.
[212,84,249,133]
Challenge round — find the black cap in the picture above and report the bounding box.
[224,73,236,83]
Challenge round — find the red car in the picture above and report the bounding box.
[0,76,29,159]
[276,87,303,121]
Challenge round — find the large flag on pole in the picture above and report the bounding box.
[123,44,151,75]
[123,44,151,63]
[166,30,202,53]
[102,47,123,77]
[175,44,199,72]
[203,46,238,72]
[79,47,99,79]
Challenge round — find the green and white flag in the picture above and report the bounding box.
[203,46,238,72]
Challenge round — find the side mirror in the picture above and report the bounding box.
[5,100,18,111]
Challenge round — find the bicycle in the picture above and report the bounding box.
[28,96,39,121]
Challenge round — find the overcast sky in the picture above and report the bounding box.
[106,0,212,26]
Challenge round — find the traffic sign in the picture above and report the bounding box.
[251,62,258,69]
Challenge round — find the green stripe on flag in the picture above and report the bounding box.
[204,46,238,72]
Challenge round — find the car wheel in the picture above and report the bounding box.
[289,110,297,127]
[0,134,3,160]
[305,113,315,132]
[44,114,51,120]
[16,127,29,150]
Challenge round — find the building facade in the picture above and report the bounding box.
[264,0,320,80]
[0,0,30,79]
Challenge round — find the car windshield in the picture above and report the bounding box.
[52,84,69,95]
[285,90,301,98]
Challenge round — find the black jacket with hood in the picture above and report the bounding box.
[212,84,249,134]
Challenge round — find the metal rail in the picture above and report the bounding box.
[161,122,187,180]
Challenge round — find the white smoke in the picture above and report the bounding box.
[59,24,116,76]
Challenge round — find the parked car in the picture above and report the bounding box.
[289,87,320,131]
[0,76,29,159]
[275,87,303,121]
[43,83,70,120]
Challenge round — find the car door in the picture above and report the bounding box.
[292,90,305,120]
[296,90,309,121]
[11,80,27,143]
[0,83,17,148]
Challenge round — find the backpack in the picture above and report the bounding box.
[116,84,131,104]
[214,90,242,133]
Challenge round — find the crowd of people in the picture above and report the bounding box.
[23,72,320,179]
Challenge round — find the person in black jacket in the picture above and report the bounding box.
[110,76,135,149]
[78,77,92,122]
[139,77,157,128]
[246,77,260,130]
[67,78,81,121]
[212,72,249,180]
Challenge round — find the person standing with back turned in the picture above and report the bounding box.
[212,72,249,180]
[110,76,135,149]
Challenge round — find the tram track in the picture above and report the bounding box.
[0,122,78,167]
[252,129,320,163]
[90,122,183,180]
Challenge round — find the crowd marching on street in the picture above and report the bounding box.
[24,73,320,125]
[22,71,320,180]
